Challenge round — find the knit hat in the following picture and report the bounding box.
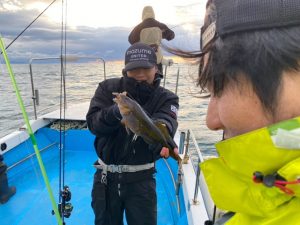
[142,6,155,20]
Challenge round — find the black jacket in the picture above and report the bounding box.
[128,18,175,44]
[86,75,179,168]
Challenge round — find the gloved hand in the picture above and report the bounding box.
[111,104,122,120]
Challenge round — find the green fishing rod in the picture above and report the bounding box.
[0,36,63,225]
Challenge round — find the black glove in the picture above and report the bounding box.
[110,104,122,120]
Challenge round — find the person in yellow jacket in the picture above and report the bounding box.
[168,0,300,224]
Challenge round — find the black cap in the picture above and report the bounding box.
[201,0,300,50]
[124,43,157,72]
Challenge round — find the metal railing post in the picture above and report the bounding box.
[175,165,183,213]
[29,61,38,119]
[103,59,106,80]
[183,130,190,164]
[193,159,201,204]
[175,68,179,95]
[35,89,39,106]
[178,131,185,154]
[163,65,168,87]
[28,55,106,119]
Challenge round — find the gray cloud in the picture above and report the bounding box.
[1,2,201,64]
[1,8,131,63]
[0,0,52,10]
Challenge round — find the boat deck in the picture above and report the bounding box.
[0,128,187,225]
[41,102,90,121]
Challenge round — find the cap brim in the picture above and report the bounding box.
[124,61,155,72]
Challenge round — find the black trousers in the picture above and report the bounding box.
[0,162,9,195]
[91,170,157,225]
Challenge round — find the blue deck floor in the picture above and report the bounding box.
[0,128,187,225]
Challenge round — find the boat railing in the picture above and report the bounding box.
[185,129,205,165]
[7,142,57,171]
[28,57,179,121]
[179,128,216,222]
[162,63,180,95]
[29,55,106,120]
[181,129,201,202]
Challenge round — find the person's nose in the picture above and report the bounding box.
[206,97,224,131]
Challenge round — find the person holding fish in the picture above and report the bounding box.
[86,42,179,225]
[168,0,300,224]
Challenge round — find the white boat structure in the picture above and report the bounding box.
[0,55,216,225]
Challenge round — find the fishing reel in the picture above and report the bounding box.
[61,185,72,202]
[52,185,73,218]
[58,202,73,218]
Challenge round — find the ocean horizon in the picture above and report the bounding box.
[0,61,221,156]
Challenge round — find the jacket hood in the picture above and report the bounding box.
[142,6,155,20]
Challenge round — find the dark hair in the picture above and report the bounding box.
[205,27,300,114]
[167,1,300,115]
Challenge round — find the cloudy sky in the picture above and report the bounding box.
[0,0,206,63]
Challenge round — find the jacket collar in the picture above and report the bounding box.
[201,116,300,217]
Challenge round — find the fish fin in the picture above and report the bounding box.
[154,121,181,163]
[112,93,120,104]
[112,92,126,103]
[154,121,178,149]
[154,121,167,132]
[122,120,131,134]
[154,121,170,140]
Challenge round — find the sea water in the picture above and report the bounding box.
[0,61,221,157]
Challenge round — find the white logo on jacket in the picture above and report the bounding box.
[170,105,178,117]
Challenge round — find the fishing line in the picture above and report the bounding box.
[0,0,58,54]
[58,0,66,205]
[0,36,63,225]
[57,0,73,221]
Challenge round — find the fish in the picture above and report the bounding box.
[113,92,181,163]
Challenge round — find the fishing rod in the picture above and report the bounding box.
[54,0,73,221]
[0,36,63,225]
[0,0,57,54]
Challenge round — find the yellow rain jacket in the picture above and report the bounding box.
[201,117,300,225]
